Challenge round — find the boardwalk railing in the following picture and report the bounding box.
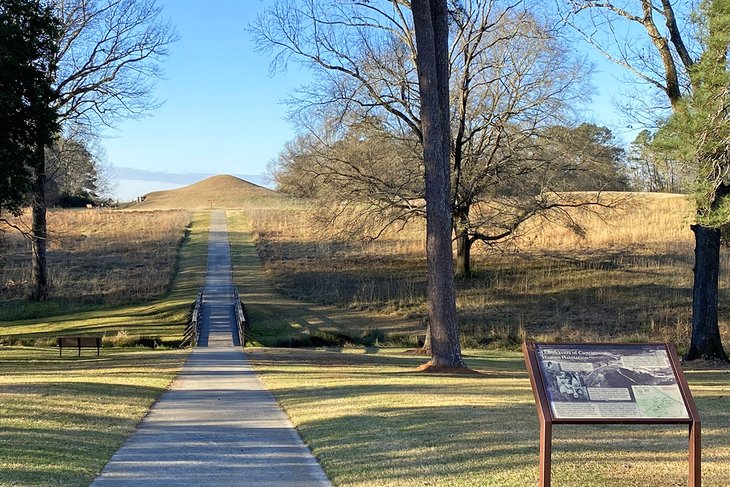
[234,287,249,347]
[181,289,204,347]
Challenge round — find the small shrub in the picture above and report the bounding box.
[385,333,421,348]
[459,323,525,351]
[56,192,95,208]
[33,337,57,347]
[361,328,387,346]
[104,330,162,348]
[105,330,136,347]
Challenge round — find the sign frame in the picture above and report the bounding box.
[523,341,701,487]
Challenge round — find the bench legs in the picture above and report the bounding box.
[57,337,102,357]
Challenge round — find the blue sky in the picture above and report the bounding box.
[103,1,629,200]
[104,0,305,198]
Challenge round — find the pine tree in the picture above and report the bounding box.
[0,0,59,216]
[654,0,730,361]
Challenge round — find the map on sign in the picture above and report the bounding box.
[535,344,689,420]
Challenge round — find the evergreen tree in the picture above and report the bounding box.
[653,0,730,361]
[0,0,59,216]
[563,0,729,360]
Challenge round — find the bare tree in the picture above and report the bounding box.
[256,0,466,367]
[626,129,693,192]
[447,6,597,276]
[560,0,728,361]
[27,0,175,300]
[257,1,595,277]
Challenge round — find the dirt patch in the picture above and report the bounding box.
[415,361,482,375]
[403,348,430,355]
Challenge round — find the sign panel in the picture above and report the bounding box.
[535,344,689,420]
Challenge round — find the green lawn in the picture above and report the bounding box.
[247,347,730,487]
[0,211,210,486]
[0,347,187,486]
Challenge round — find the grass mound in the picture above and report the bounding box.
[132,174,276,210]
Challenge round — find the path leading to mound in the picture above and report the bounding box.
[91,210,331,487]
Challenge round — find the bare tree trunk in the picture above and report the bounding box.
[421,321,432,353]
[412,0,466,370]
[686,224,729,361]
[455,233,471,279]
[29,141,49,301]
[454,208,472,278]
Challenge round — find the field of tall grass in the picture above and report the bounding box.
[0,209,191,314]
[246,192,730,352]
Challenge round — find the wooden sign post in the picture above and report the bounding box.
[523,342,701,487]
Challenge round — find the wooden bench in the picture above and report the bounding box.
[57,336,101,356]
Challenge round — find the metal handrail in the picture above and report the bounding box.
[181,288,204,347]
[233,287,249,347]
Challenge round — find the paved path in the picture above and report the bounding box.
[91,210,331,487]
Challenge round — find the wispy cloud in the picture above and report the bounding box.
[112,166,272,187]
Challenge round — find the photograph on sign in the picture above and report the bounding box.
[535,344,689,420]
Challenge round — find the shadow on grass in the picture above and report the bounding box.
[232,214,730,348]
[0,348,187,487]
[0,212,210,342]
[248,348,730,486]
[226,220,424,348]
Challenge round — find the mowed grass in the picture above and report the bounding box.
[0,347,187,487]
[0,210,210,486]
[247,347,730,487]
[246,193,730,352]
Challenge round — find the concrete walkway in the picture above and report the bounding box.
[91,210,331,487]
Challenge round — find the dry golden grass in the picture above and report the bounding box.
[246,192,730,352]
[0,209,191,304]
[516,192,693,252]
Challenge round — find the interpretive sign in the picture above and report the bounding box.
[535,343,689,420]
[523,342,701,487]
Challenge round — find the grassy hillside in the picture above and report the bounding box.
[227,210,422,347]
[1,209,192,321]
[132,174,275,210]
[0,211,209,344]
[245,192,729,353]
